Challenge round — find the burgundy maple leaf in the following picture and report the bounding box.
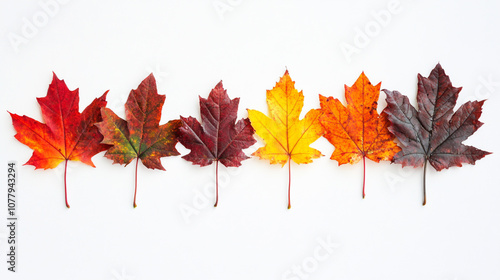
[178,81,256,206]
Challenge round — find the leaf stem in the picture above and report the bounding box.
[423,159,427,206]
[64,159,70,208]
[288,157,291,209]
[133,158,139,208]
[214,160,219,207]
[362,156,366,199]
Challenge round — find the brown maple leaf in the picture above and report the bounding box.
[383,63,491,205]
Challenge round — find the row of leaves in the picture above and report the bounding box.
[9,63,491,209]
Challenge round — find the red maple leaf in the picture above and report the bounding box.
[383,63,491,205]
[9,73,109,208]
[178,81,256,207]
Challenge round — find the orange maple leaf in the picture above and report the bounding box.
[248,70,324,209]
[319,72,400,198]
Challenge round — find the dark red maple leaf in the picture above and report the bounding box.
[178,81,256,207]
[9,73,109,208]
[383,63,491,205]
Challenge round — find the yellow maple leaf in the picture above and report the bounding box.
[248,70,324,208]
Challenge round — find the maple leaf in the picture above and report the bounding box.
[9,73,109,208]
[248,70,324,209]
[178,81,256,206]
[383,63,491,205]
[96,74,181,208]
[319,73,400,198]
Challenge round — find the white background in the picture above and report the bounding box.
[1,0,499,279]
